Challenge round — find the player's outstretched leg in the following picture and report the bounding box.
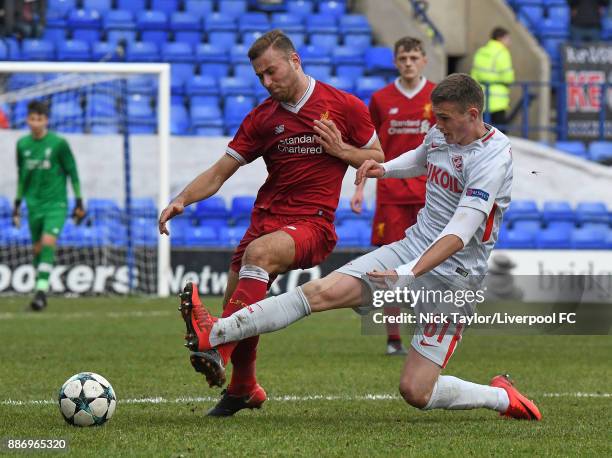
[178,282,225,387]
[490,374,542,420]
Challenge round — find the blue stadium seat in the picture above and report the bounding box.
[196,44,230,78]
[304,64,333,81]
[332,46,365,78]
[131,219,158,247]
[137,10,168,42]
[0,41,7,60]
[239,13,269,33]
[319,1,347,17]
[554,140,588,159]
[170,104,190,135]
[42,25,67,41]
[309,33,340,53]
[87,92,117,117]
[250,0,288,12]
[3,37,20,60]
[190,103,223,129]
[575,201,608,224]
[338,14,371,34]
[546,220,575,232]
[365,46,395,75]
[83,0,112,13]
[218,225,249,246]
[151,0,179,16]
[0,226,31,245]
[205,13,238,50]
[104,9,135,30]
[224,95,255,132]
[504,199,540,223]
[519,6,544,26]
[299,45,332,65]
[305,15,337,34]
[57,39,90,61]
[116,0,147,15]
[242,31,266,48]
[185,74,218,96]
[21,39,55,60]
[536,226,571,249]
[92,41,119,61]
[285,31,306,48]
[128,93,153,119]
[184,0,215,18]
[193,126,225,136]
[343,33,371,51]
[547,5,570,23]
[107,29,137,45]
[287,0,315,17]
[512,220,542,235]
[542,201,574,222]
[336,224,362,247]
[162,42,194,62]
[220,76,254,97]
[571,227,608,249]
[47,0,75,20]
[540,17,569,38]
[588,141,612,164]
[68,9,102,42]
[502,229,537,249]
[355,76,386,100]
[324,75,354,93]
[270,13,304,33]
[230,196,256,225]
[170,12,203,46]
[218,0,248,16]
[128,197,157,218]
[126,41,159,62]
[0,196,11,218]
[52,101,84,133]
[126,75,157,95]
[87,198,121,221]
[542,38,563,63]
[194,196,229,220]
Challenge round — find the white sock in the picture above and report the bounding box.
[239,264,269,282]
[210,287,311,346]
[423,375,510,412]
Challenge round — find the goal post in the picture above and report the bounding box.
[0,61,171,297]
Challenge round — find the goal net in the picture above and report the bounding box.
[0,61,170,297]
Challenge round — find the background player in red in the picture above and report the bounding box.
[351,37,436,355]
[158,30,383,416]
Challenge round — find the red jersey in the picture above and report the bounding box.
[227,77,377,222]
[369,78,436,204]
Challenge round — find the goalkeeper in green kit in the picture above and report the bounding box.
[13,101,86,311]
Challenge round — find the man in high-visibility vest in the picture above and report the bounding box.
[471,27,514,130]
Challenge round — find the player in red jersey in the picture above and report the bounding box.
[158,30,383,416]
[351,37,436,355]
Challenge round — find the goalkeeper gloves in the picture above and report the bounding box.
[72,198,86,225]
[12,199,21,228]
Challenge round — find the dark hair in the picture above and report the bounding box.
[27,100,49,117]
[491,27,509,40]
[431,73,484,114]
[248,29,296,61]
[394,37,426,56]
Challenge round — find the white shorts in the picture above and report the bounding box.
[336,238,474,368]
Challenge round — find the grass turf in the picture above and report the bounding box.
[0,296,610,457]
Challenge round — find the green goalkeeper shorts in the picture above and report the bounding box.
[28,209,68,243]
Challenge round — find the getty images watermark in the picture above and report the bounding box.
[359,274,612,335]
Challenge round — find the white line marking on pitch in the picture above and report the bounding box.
[2,392,610,406]
[0,310,173,320]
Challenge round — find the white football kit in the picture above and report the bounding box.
[337,125,513,366]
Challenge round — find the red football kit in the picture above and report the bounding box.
[227,76,377,273]
[369,77,436,245]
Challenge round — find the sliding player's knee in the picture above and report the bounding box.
[242,240,276,271]
[398,379,431,409]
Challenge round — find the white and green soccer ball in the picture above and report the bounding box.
[58,372,116,427]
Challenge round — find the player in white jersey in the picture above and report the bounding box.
[179,74,541,421]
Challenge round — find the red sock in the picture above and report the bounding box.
[218,275,268,394]
[385,306,402,342]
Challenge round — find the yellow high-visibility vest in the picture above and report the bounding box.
[471,39,515,113]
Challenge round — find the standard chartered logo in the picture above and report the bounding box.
[388,119,430,135]
[277,134,323,155]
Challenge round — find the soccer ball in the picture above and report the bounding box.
[58,372,116,427]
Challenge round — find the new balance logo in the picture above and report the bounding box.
[274,124,285,135]
[389,107,399,114]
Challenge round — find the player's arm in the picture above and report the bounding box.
[355,141,428,185]
[158,154,240,235]
[59,139,86,224]
[350,178,366,213]
[313,119,384,168]
[368,206,486,283]
[13,145,24,227]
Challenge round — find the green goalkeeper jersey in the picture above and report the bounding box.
[16,131,82,212]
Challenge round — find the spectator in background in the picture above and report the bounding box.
[471,27,514,132]
[569,0,610,42]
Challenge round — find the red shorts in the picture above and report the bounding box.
[371,203,424,246]
[230,209,337,277]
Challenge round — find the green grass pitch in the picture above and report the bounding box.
[0,296,610,457]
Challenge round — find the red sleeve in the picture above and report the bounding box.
[344,93,377,148]
[368,94,381,131]
[226,110,264,165]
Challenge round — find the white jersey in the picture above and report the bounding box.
[405,125,513,278]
